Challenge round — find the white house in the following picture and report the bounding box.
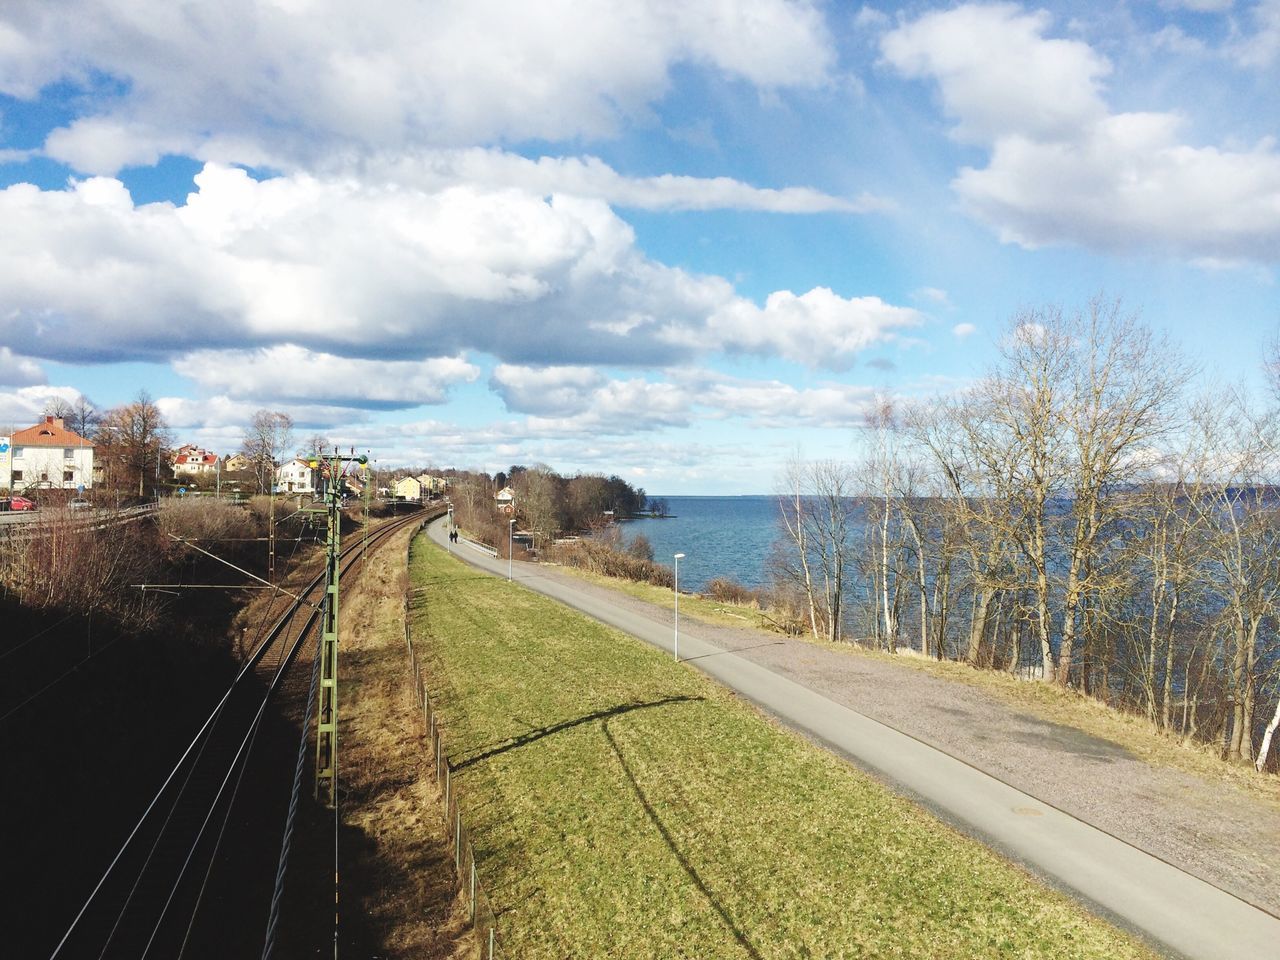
[275,457,316,494]
[494,485,516,515]
[173,445,221,478]
[2,416,94,492]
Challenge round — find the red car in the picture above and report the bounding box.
[7,496,37,511]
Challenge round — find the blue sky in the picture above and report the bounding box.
[1,1,1277,494]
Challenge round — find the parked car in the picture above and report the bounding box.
[7,496,37,511]
[68,498,92,510]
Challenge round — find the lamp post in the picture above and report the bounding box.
[673,553,685,661]
[509,518,516,581]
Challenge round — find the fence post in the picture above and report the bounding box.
[455,810,462,872]
[489,927,494,959]
[444,764,450,812]
[470,856,476,921]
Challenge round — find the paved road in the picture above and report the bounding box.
[427,519,1279,960]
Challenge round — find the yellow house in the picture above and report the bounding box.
[393,475,423,501]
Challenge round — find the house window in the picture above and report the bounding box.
[63,448,73,459]
[40,472,48,481]
[12,470,22,481]
[63,471,74,482]
[12,446,22,458]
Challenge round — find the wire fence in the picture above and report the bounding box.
[404,530,503,960]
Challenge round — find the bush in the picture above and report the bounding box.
[705,577,763,606]
[625,534,655,562]
[548,538,674,588]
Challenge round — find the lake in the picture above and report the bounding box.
[618,495,780,591]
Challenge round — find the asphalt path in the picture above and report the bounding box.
[427,518,1279,960]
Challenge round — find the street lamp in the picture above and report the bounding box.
[673,553,685,661]
[509,518,516,581]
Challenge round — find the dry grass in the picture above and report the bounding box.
[338,524,474,959]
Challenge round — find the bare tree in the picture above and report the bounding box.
[96,392,171,497]
[242,410,295,494]
[300,433,332,460]
[775,456,857,644]
[777,453,821,641]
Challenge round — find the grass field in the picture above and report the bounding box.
[410,536,1154,959]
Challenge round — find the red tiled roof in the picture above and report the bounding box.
[12,416,91,448]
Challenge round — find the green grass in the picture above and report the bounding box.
[410,536,1154,960]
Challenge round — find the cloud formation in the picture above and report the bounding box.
[881,3,1280,263]
[0,347,45,387]
[0,165,915,381]
[174,346,479,407]
[354,149,887,214]
[2,0,834,174]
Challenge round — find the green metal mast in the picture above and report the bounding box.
[315,450,342,806]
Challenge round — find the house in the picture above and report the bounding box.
[224,453,252,472]
[416,474,448,498]
[275,457,316,494]
[393,475,423,501]
[1,416,94,492]
[494,485,516,515]
[172,445,221,478]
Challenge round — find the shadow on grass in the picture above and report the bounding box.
[601,719,764,960]
[454,696,702,771]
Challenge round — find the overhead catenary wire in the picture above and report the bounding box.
[47,508,424,958]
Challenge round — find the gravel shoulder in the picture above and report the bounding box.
[523,562,1280,919]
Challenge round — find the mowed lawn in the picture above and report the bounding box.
[409,538,1153,960]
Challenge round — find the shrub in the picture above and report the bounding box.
[548,538,674,588]
[705,576,764,606]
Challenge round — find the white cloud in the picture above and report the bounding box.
[699,288,922,368]
[1162,0,1234,11]
[490,364,690,426]
[156,395,371,433]
[1231,0,1280,68]
[882,3,1280,264]
[173,346,479,407]
[0,348,45,386]
[911,286,951,306]
[880,4,1110,145]
[2,0,835,174]
[353,149,888,214]
[0,384,81,426]
[698,375,879,427]
[955,112,1280,261]
[0,165,912,375]
[952,322,977,339]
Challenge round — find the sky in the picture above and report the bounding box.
[1,1,1278,495]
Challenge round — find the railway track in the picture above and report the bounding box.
[46,505,438,960]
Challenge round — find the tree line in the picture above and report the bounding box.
[447,464,648,551]
[776,300,1280,773]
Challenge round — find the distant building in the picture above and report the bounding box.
[416,474,448,497]
[494,485,516,515]
[172,445,221,478]
[393,475,423,501]
[224,453,252,472]
[1,416,94,492]
[275,457,316,494]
